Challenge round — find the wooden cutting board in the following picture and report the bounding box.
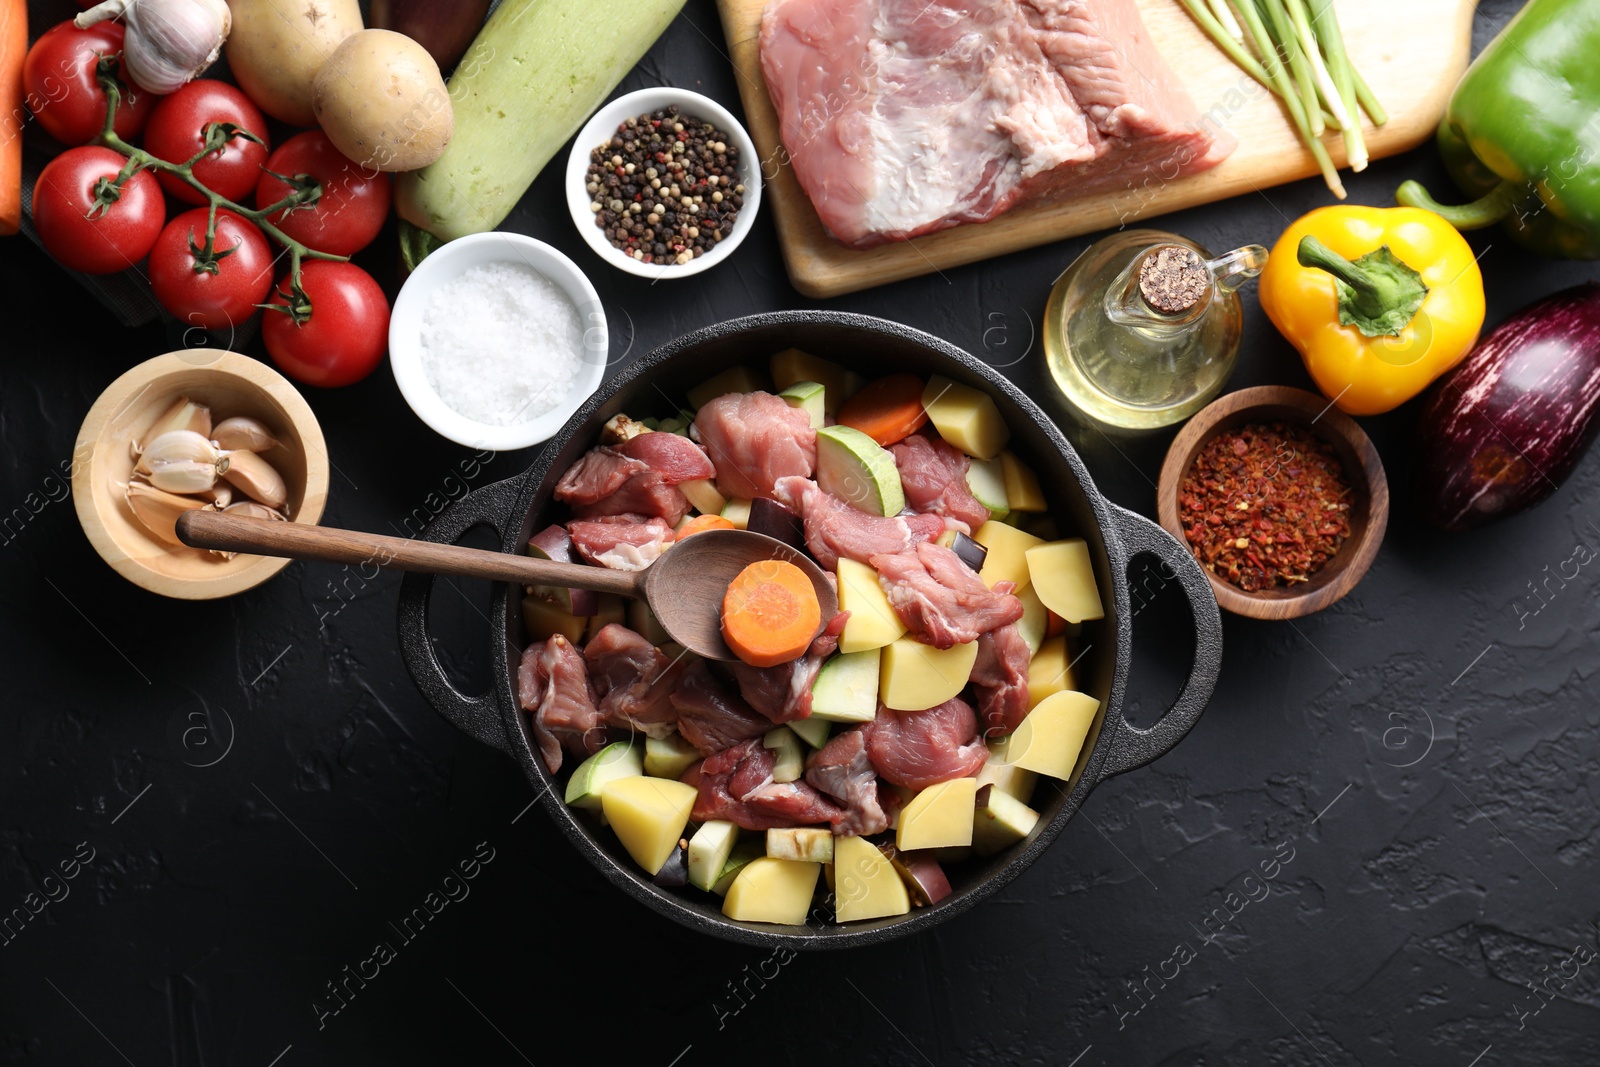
[717,0,1478,297]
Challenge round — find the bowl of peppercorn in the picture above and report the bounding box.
[566,87,760,280]
[1156,386,1390,621]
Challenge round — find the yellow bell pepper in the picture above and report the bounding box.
[1259,205,1486,415]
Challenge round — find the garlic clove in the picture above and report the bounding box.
[124,481,209,546]
[209,500,288,560]
[221,449,288,510]
[134,396,212,457]
[223,501,287,521]
[211,416,279,453]
[197,483,233,507]
[135,429,224,494]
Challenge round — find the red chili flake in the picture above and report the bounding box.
[1177,421,1353,592]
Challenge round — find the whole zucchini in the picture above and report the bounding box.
[1413,283,1600,531]
[396,0,685,242]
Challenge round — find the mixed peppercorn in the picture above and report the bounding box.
[1178,422,1353,592]
[584,107,745,266]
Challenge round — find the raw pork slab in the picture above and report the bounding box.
[759,0,1236,248]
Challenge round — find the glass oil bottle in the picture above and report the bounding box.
[1042,230,1268,432]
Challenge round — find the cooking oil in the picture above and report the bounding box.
[1043,230,1268,431]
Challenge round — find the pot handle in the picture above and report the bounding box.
[1093,505,1223,783]
[396,476,526,756]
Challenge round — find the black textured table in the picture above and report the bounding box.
[4,2,1597,1063]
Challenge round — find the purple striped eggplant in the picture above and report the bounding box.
[370,0,492,73]
[1414,283,1600,531]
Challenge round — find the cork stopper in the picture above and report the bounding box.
[1138,245,1209,315]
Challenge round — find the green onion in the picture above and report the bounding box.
[1230,0,1345,196]
[1307,0,1366,169]
[1179,0,1378,197]
[1206,0,1245,40]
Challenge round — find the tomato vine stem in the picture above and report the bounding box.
[93,67,344,299]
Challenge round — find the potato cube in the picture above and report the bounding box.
[973,520,1045,591]
[897,777,978,851]
[600,776,697,875]
[922,376,1010,460]
[879,637,979,711]
[833,835,911,922]
[722,858,821,925]
[1026,539,1105,623]
[837,557,906,653]
[1009,690,1098,781]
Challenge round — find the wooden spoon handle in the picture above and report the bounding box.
[176,510,644,598]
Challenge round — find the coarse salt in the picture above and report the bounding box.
[419,261,585,426]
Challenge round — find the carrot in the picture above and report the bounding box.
[677,514,736,539]
[0,0,23,237]
[837,373,929,446]
[721,559,822,668]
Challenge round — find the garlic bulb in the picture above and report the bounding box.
[76,0,231,95]
[135,429,226,494]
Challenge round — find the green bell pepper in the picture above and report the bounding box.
[1396,0,1600,259]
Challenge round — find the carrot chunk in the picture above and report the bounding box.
[837,373,929,446]
[0,0,25,237]
[721,559,822,668]
[678,514,736,539]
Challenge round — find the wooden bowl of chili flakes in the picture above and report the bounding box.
[1156,386,1389,620]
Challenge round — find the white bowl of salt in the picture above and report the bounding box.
[390,232,608,450]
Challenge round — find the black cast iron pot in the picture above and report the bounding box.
[397,311,1223,949]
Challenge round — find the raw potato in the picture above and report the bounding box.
[897,777,978,851]
[879,637,979,711]
[226,0,362,126]
[921,375,1010,460]
[722,858,821,925]
[833,835,910,922]
[1026,539,1105,623]
[313,29,453,172]
[599,776,696,876]
[999,451,1048,512]
[1015,581,1048,656]
[1009,690,1099,781]
[837,558,906,654]
[1027,635,1076,709]
[973,519,1045,591]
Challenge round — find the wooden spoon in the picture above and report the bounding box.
[176,510,838,660]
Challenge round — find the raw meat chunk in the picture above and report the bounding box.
[760,0,1236,247]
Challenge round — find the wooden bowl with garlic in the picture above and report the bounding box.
[72,349,329,599]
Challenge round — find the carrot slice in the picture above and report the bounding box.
[0,0,24,237]
[678,514,736,539]
[721,559,822,668]
[837,373,929,446]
